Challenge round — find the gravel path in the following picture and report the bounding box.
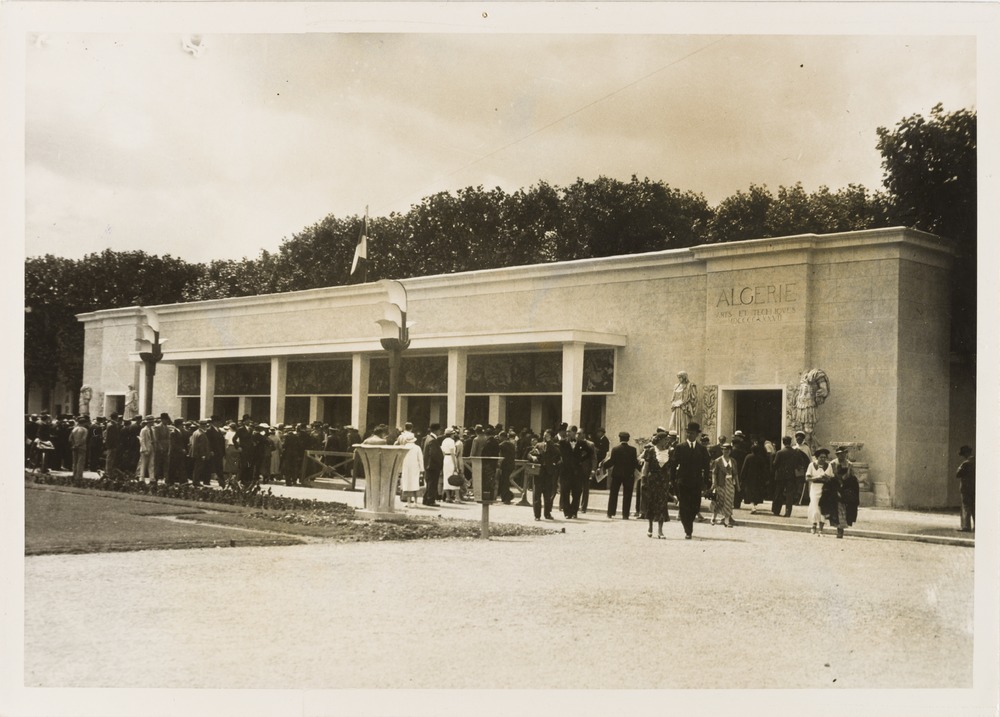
[24,517,973,690]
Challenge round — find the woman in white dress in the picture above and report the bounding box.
[441,428,461,503]
[396,427,424,507]
[806,448,834,535]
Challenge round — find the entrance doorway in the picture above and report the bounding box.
[732,389,783,444]
[320,396,351,427]
[464,396,489,427]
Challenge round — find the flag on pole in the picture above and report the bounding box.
[350,206,369,280]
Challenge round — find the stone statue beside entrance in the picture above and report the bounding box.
[792,368,830,445]
[79,385,92,416]
[123,384,139,420]
[667,371,698,434]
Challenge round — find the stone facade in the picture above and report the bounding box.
[76,227,968,508]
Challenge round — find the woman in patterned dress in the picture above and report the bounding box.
[710,443,740,527]
[641,432,672,538]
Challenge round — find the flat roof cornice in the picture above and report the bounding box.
[79,226,948,323]
[132,328,628,362]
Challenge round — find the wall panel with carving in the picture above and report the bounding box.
[467,352,562,394]
[215,363,270,395]
[582,349,615,393]
[287,359,352,395]
[176,365,201,396]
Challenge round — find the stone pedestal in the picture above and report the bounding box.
[468,456,504,539]
[353,444,410,521]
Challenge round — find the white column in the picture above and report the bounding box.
[309,396,319,423]
[398,396,409,428]
[561,342,586,429]
[429,398,444,426]
[237,396,246,419]
[447,349,467,428]
[352,353,370,432]
[199,361,215,420]
[530,398,544,434]
[136,362,150,417]
[270,357,286,426]
[489,395,503,426]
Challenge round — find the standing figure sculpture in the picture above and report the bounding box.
[123,384,139,421]
[667,371,698,434]
[793,369,830,446]
[78,385,93,416]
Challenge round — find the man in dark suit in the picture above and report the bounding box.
[207,416,226,486]
[422,423,443,506]
[102,413,121,476]
[232,414,257,487]
[188,419,214,486]
[603,431,639,519]
[558,425,586,519]
[497,430,517,504]
[771,435,809,517]
[670,421,712,539]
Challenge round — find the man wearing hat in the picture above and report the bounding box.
[233,414,257,487]
[771,436,810,517]
[955,445,975,532]
[603,431,640,519]
[670,421,712,539]
[103,413,121,476]
[137,416,155,482]
[70,416,90,480]
[188,419,214,487]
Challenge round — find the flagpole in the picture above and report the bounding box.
[361,205,369,284]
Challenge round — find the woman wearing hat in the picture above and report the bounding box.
[640,432,672,537]
[805,448,834,534]
[396,424,424,508]
[710,443,740,527]
[821,447,861,538]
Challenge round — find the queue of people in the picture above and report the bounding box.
[33,411,978,541]
[24,411,365,489]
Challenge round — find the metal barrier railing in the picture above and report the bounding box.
[300,450,358,490]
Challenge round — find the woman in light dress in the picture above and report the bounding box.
[805,447,834,534]
[441,428,462,503]
[396,426,424,507]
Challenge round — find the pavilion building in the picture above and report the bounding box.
[77,227,974,509]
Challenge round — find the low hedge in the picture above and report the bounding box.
[25,471,345,514]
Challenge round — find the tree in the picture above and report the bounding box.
[560,176,711,259]
[707,183,893,244]
[24,251,202,409]
[876,104,976,355]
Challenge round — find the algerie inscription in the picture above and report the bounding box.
[714,283,798,324]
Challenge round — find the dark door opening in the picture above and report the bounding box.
[321,396,352,427]
[464,396,489,428]
[580,396,606,439]
[733,390,783,445]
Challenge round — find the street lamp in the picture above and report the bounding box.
[136,308,166,417]
[375,280,413,430]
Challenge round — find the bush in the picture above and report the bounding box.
[25,471,341,514]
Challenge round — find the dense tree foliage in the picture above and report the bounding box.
[25,107,976,404]
[876,104,976,356]
[25,251,203,408]
[706,182,893,243]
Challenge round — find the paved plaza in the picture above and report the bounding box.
[23,482,975,693]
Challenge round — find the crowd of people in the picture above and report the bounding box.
[602,423,863,539]
[29,409,976,538]
[23,411,364,489]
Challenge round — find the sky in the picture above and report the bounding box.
[22,21,977,264]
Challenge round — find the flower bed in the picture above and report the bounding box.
[25,471,338,513]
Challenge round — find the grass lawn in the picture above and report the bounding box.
[26,483,552,555]
[25,486,304,555]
